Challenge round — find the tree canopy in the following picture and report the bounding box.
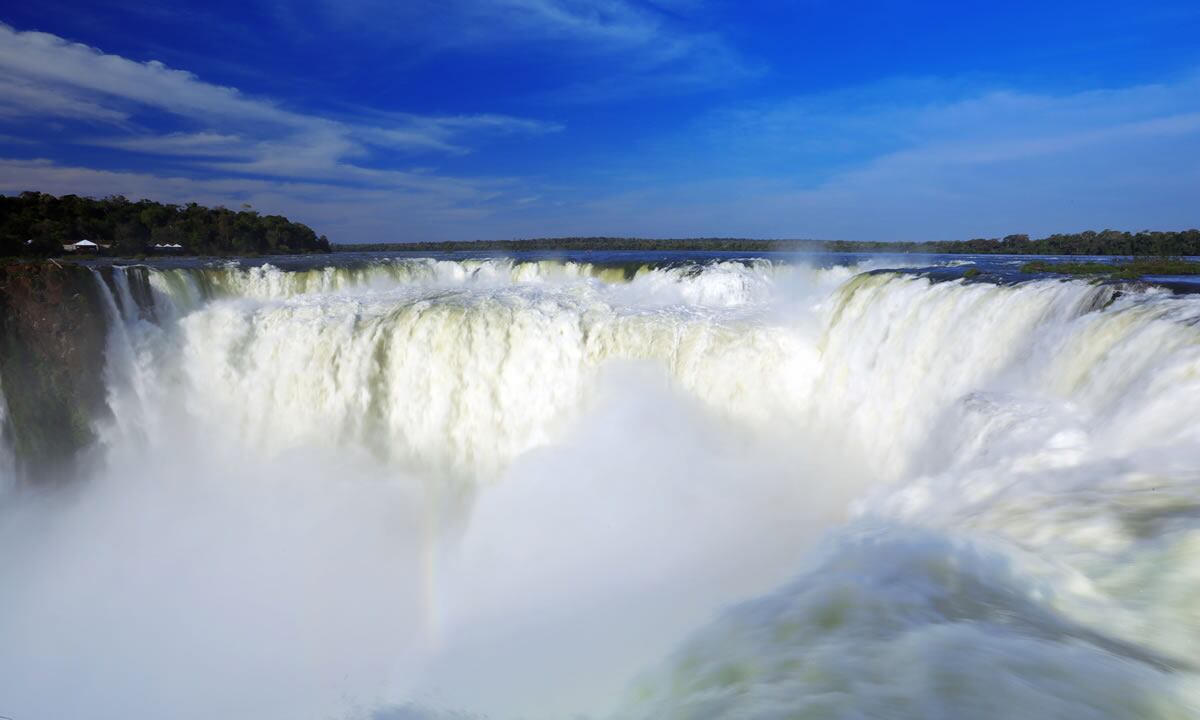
[340,230,1200,256]
[0,192,331,257]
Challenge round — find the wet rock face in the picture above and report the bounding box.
[0,261,110,482]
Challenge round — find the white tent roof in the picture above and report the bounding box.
[73,240,98,247]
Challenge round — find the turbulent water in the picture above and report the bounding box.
[1,255,1199,719]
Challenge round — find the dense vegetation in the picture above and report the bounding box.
[1,192,330,257]
[1021,258,1200,279]
[342,230,1200,256]
[3,190,1196,258]
[824,230,1200,256]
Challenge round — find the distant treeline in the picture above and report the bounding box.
[1,191,331,257]
[824,231,1200,256]
[341,230,1200,256]
[3,191,1197,257]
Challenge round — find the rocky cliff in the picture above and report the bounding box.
[0,261,110,482]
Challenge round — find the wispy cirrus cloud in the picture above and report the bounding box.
[503,0,759,100]
[477,0,762,100]
[0,22,562,176]
[694,73,1200,167]
[302,0,714,52]
[487,73,1200,240]
[0,24,291,125]
[95,132,249,157]
[284,0,758,101]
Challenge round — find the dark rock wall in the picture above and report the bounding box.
[0,261,111,482]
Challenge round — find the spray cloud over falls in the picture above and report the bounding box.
[0,256,1198,719]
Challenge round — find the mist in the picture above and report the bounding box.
[0,361,866,720]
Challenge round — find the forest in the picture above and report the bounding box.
[4,191,1198,258]
[342,230,1200,256]
[0,192,331,256]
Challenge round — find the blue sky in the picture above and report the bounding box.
[0,0,1197,242]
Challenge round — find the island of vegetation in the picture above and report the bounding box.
[1,191,331,257]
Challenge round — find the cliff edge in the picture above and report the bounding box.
[0,261,110,481]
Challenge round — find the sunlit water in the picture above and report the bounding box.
[1,253,1198,719]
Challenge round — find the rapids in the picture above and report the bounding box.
[0,255,1197,719]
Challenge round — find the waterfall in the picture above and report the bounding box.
[1,255,1198,720]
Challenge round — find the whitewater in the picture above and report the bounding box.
[1,254,1198,719]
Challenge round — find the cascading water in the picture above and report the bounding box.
[0,255,1197,720]
[623,275,1200,720]
[95,258,838,479]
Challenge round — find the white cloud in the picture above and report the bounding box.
[0,76,130,122]
[0,25,289,124]
[496,74,1200,240]
[295,0,756,101]
[483,0,760,100]
[94,132,249,155]
[0,20,574,243]
[0,22,561,179]
[315,0,695,50]
[693,73,1200,166]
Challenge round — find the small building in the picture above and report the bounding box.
[63,239,113,252]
